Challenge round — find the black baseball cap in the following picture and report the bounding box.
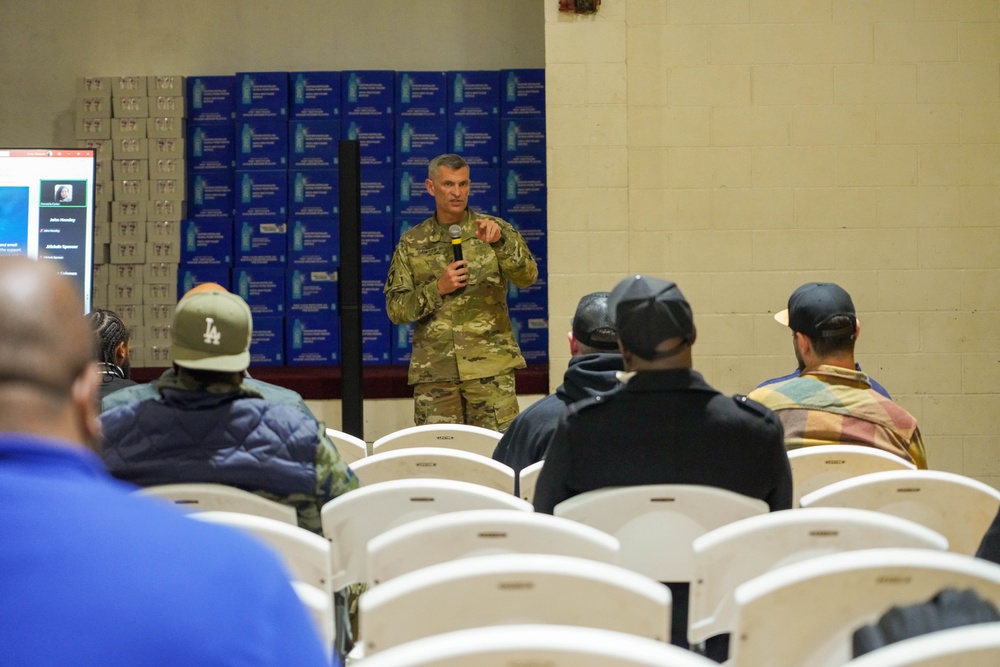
[775,282,857,339]
[571,292,618,351]
[608,275,695,359]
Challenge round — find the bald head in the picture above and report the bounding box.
[0,257,99,444]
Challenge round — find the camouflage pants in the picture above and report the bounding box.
[413,372,520,432]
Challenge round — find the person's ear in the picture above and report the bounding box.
[114,340,129,366]
[854,318,861,341]
[71,363,102,452]
[567,331,580,356]
[424,178,435,196]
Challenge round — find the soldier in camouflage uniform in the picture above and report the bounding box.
[385,154,538,431]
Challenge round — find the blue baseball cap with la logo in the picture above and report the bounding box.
[170,290,252,372]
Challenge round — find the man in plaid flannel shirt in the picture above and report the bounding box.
[748,282,927,469]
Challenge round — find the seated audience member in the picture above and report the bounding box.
[102,283,314,417]
[99,288,359,533]
[748,282,927,469]
[86,308,137,400]
[976,507,1000,566]
[533,275,791,651]
[0,257,328,666]
[492,291,622,479]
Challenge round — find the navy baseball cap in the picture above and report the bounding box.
[775,282,857,339]
[571,292,618,351]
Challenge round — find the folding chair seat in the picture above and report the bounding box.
[349,447,515,494]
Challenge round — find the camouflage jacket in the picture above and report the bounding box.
[384,209,538,384]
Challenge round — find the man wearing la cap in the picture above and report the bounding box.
[533,275,791,652]
[99,288,359,533]
[748,282,927,468]
[492,292,623,480]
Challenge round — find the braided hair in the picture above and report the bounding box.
[87,309,129,365]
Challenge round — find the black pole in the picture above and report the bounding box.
[338,140,363,438]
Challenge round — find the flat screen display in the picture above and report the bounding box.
[0,149,95,312]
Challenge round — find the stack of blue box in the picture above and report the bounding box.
[185,70,546,368]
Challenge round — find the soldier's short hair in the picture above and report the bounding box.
[428,154,469,179]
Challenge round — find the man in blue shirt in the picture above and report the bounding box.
[0,257,329,667]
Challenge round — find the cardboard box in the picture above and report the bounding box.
[75,117,111,140]
[143,282,178,305]
[146,116,185,138]
[149,200,187,221]
[148,136,185,160]
[112,96,149,119]
[236,220,288,267]
[396,71,447,118]
[94,200,111,223]
[147,220,183,245]
[108,263,142,282]
[290,71,341,119]
[148,75,186,96]
[234,268,285,315]
[188,123,236,171]
[343,117,394,166]
[151,177,186,201]
[506,214,547,266]
[289,218,339,267]
[450,117,500,168]
[113,179,149,201]
[143,303,175,326]
[396,117,447,168]
[143,262,179,285]
[286,314,340,364]
[76,96,112,118]
[111,303,143,326]
[93,157,109,180]
[500,167,547,216]
[287,268,338,315]
[342,70,394,117]
[289,169,339,218]
[144,322,173,346]
[150,95,186,118]
[510,312,549,363]
[93,220,111,245]
[289,120,340,169]
[108,282,143,306]
[111,137,148,159]
[236,170,288,218]
[359,168,393,220]
[181,219,233,266]
[110,117,146,139]
[236,72,289,119]
[187,76,236,123]
[93,243,111,265]
[150,157,185,178]
[361,308,392,365]
[469,167,499,216]
[77,77,113,97]
[447,70,500,119]
[500,69,545,118]
[110,199,147,223]
[189,171,235,219]
[93,180,113,202]
[236,119,288,169]
[501,118,546,167]
[361,219,393,266]
[111,76,147,96]
[146,239,181,263]
[113,159,148,179]
[143,343,170,368]
[250,315,284,365]
[177,266,232,295]
[77,138,112,157]
[111,220,146,243]
[391,322,415,365]
[394,168,435,219]
[507,272,548,313]
[109,241,146,264]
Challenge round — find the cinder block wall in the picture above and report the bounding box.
[544,1,1000,486]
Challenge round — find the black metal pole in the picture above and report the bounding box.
[338,140,363,438]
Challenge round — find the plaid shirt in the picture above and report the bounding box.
[748,364,927,469]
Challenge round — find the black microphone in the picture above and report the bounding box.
[449,224,463,263]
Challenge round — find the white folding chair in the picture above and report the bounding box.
[325,427,368,465]
[135,483,297,525]
[371,424,502,458]
[359,554,672,655]
[518,459,544,504]
[788,445,917,507]
[290,581,336,659]
[843,622,1000,667]
[356,625,719,667]
[349,447,515,494]
[729,548,1000,667]
[688,508,949,651]
[320,478,532,592]
[800,470,1000,555]
[366,509,620,586]
[554,485,769,582]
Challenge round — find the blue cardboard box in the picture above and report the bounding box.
[361,218,393,266]
[360,169,393,220]
[396,118,447,168]
[287,314,340,364]
[234,267,285,315]
[394,168,435,219]
[500,69,545,118]
[236,72,289,119]
[342,71,395,117]
[361,271,388,305]
[289,120,340,169]
[250,315,284,365]
[188,123,235,171]
[236,170,287,218]
[287,268,338,315]
[507,272,548,314]
[189,171,235,219]
[236,119,288,169]
[235,220,287,267]
[187,76,236,123]
[510,312,549,363]
[289,169,339,218]
[396,71,447,118]
[344,118,394,167]
[507,213,547,267]
[177,266,231,295]
[501,167,547,216]
[450,117,500,168]
[181,219,233,266]
[469,167,499,216]
[291,71,342,119]
[361,309,392,365]
[448,71,500,119]
[391,322,414,365]
[289,218,339,267]
[502,118,546,167]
